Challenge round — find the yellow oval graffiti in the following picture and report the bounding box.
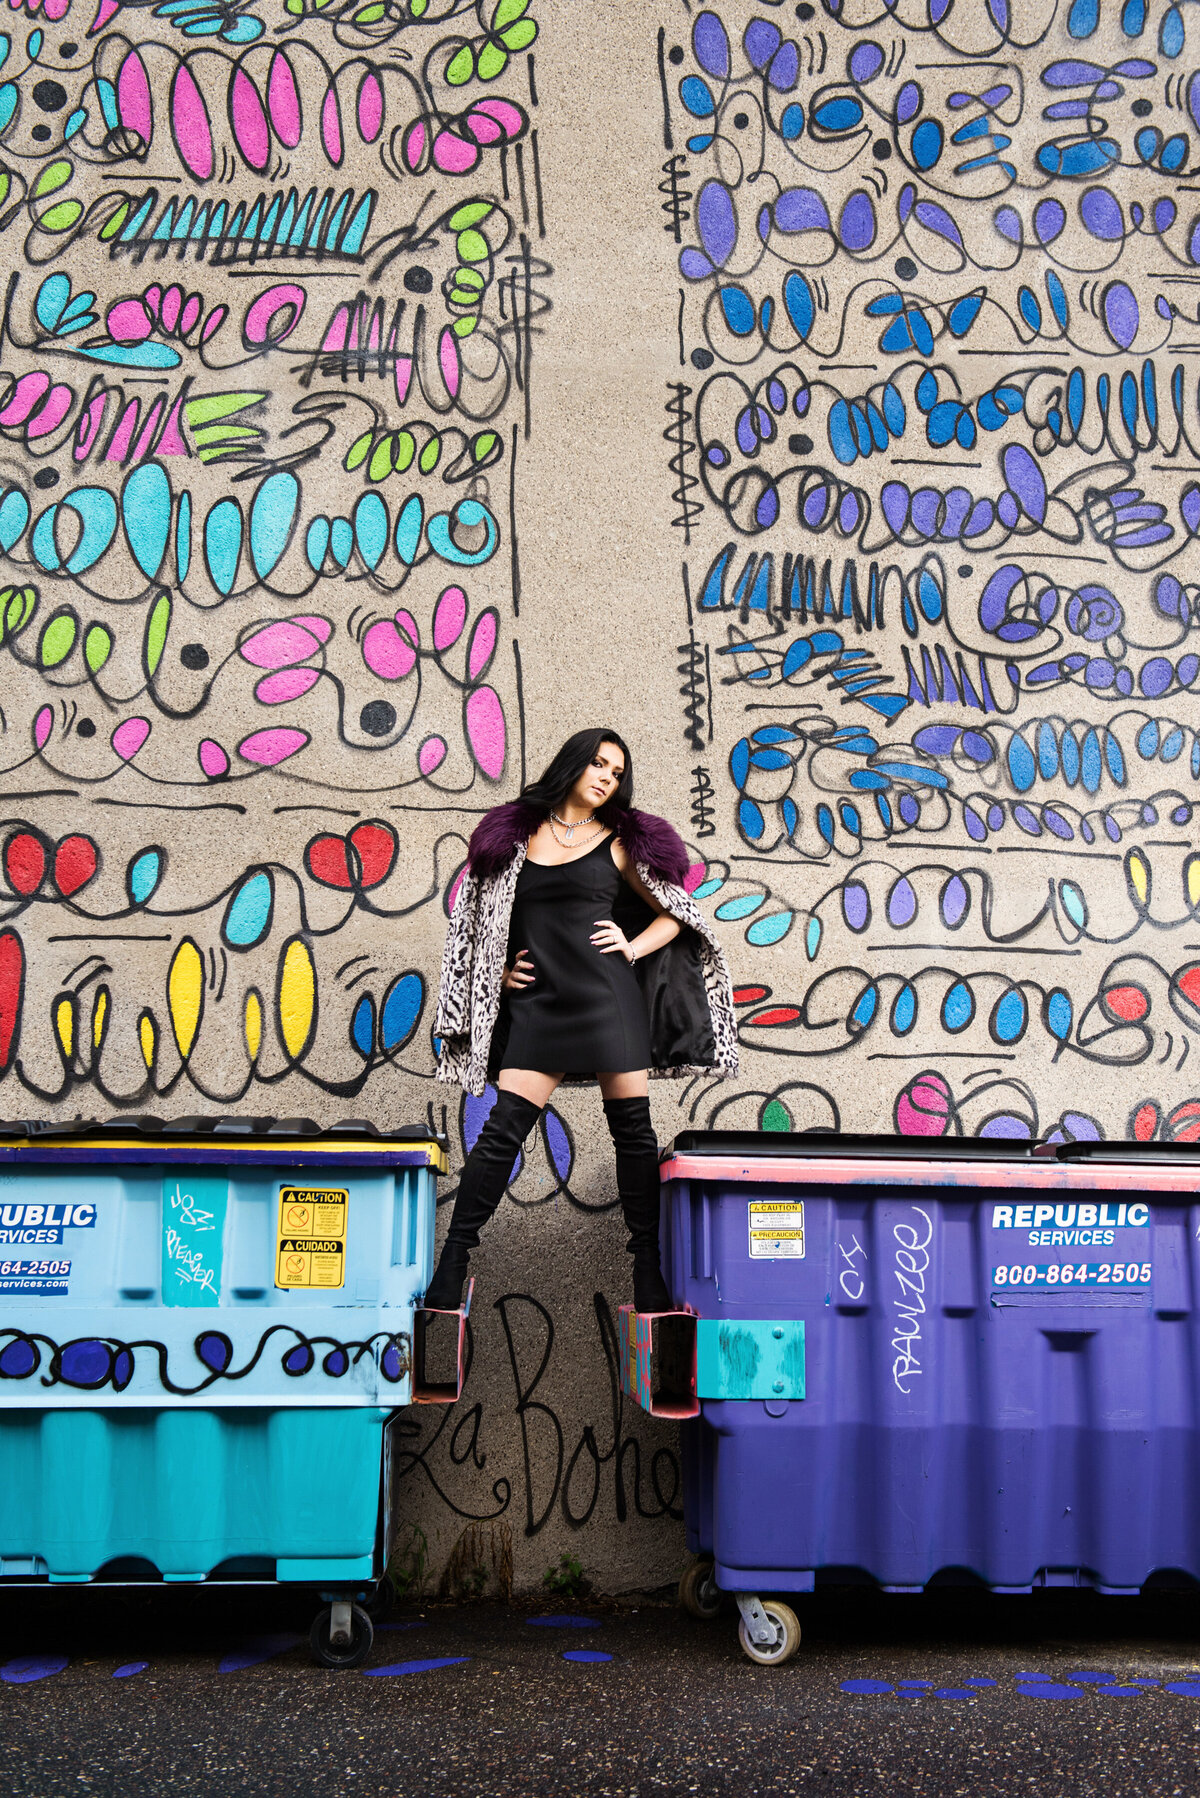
[92,988,107,1050]
[244,988,262,1062]
[55,996,74,1060]
[1187,853,1200,911]
[168,938,204,1059]
[139,1011,156,1069]
[278,938,315,1059]
[1127,849,1150,908]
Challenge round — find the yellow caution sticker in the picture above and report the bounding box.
[748,1199,805,1259]
[275,1186,348,1289]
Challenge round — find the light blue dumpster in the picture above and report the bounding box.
[0,1119,450,1665]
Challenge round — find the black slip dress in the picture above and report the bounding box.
[498,833,652,1075]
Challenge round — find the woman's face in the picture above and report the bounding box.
[570,740,626,811]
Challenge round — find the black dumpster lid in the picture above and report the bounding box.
[668,1130,1039,1159]
[1048,1139,1200,1163]
[0,1114,446,1144]
[0,1114,449,1170]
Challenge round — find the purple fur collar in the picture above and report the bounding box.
[467,801,689,885]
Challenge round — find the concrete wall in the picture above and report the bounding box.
[0,0,1195,1591]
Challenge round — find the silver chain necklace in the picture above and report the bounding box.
[550,810,598,846]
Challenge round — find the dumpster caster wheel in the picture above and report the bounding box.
[310,1603,374,1670]
[737,1600,800,1667]
[679,1558,722,1620]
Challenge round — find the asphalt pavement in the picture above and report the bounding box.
[1,1585,1199,1796]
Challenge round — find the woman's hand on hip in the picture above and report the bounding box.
[591,920,633,962]
[502,950,535,991]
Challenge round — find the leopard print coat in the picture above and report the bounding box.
[433,809,739,1097]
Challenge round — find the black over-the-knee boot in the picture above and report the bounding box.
[603,1095,672,1313]
[424,1090,543,1309]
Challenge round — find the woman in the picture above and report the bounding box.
[429,728,738,1312]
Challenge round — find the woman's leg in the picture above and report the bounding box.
[424,1071,562,1309]
[598,1070,672,1313]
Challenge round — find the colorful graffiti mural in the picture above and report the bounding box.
[666,0,1200,1143]
[0,0,548,1106]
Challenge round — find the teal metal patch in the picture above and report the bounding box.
[696,1319,806,1401]
[161,1174,228,1307]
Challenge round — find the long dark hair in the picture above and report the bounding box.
[520,728,634,821]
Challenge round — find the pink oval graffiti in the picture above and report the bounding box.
[321,84,342,163]
[198,738,229,779]
[467,612,496,681]
[402,119,426,171]
[159,286,182,333]
[171,64,213,181]
[433,585,467,651]
[291,613,331,643]
[472,98,524,137]
[230,68,270,172]
[357,73,383,143]
[27,386,73,440]
[465,687,505,779]
[432,130,478,175]
[106,300,152,345]
[362,619,416,681]
[237,728,309,766]
[255,667,319,705]
[112,717,151,762]
[0,372,49,426]
[243,284,306,346]
[117,50,152,141]
[418,735,447,775]
[239,621,323,669]
[267,51,302,148]
[439,328,460,400]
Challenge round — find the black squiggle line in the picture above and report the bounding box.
[659,154,690,245]
[665,381,703,541]
[690,765,716,839]
[0,1322,409,1398]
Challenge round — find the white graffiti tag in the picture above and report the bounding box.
[891,1207,933,1397]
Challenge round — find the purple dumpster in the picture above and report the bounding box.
[634,1133,1200,1664]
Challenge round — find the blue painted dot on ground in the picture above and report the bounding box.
[934,1687,976,1700]
[896,1680,934,1689]
[1097,1685,1144,1697]
[526,1615,601,1629]
[963,1678,998,1688]
[1165,1681,1200,1696]
[840,1679,893,1694]
[1016,1671,1048,1680]
[217,1634,302,1673]
[113,1662,148,1679]
[362,1657,470,1679]
[1,1655,67,1685]
[563,1650,613,1664]
[1132,1679,1159,1687]
[1069,1671,1114,1683]
[1018,1683,1083,1701]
